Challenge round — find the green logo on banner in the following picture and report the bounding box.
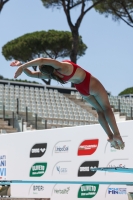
[78,184,99,198]
[29,162,47,177]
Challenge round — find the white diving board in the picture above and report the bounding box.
[91,167,133,173]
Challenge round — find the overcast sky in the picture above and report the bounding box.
[0,0,133,96]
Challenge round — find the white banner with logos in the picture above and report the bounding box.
[0,120,133,199]
[9,184,133,200]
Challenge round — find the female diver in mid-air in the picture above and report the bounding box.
[10,58,125,150]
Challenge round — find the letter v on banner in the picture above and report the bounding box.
[78,139,99,156]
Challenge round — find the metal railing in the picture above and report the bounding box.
[1,99,48,132]
[1,98,133,133]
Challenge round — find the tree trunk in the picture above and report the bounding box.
[0,0,9,13]
[70,28,79,87]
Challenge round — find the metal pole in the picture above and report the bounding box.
[12,112,14,128]
[22,118,24,132]
[131,107,133,119]
[3,104,5,121]
[118,99,121,112]
[17,98,19,115]
[35,114,37,129]
[45,119,47,129]
[26,107,28,122]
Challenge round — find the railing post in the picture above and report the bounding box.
[35,113,37,129]
[118,99,121,112]
[17,98,19,115]
[26,107,28,122]
[131,107,133,120]
[22,118,24,132]
[3,104,5,121]
[45,119,47,129]
[12,111,14,128]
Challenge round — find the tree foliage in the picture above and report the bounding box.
[41,0,105,63]
[0,0,9,13]
[0,75,4,79]
[2,30,87,85]
[94,0,133,28]
[41,0,133,64]
[41,0,133,87]
[2,30,87,62]
[119,87,133,95]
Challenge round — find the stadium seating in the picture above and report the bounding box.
[108,95,133,118]
[0,83,98,131]
[70,91,133,119]
[0,81,132,132]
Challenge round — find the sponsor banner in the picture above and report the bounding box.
[11,184,53,198]
[104,185,133,200]
[51,184,71,200]
[78,139,99,156]
[78,161,99,177]
[28,184,45,196]
[105,185,133,200]
[108,188,127,195]
[105,159,129,175]
[108,164,126,168]
[30,163,47,177]
[0,121,132,188]
[78,184,99,198]
[30,143,47,158]
[0,154,7,180]
[54,186,70,194]
[52,161,71,176]
[52,141,70,155]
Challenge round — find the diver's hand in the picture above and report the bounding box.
[14,66,23,78]
[108,135,125,150]
[10,60,21,67]
[113,135,125,150]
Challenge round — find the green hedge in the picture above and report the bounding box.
[119,87,133,95]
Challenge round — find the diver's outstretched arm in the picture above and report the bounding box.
[10,60,50,79]
[17,58,64,70]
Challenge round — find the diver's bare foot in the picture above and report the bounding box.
[113,135,125,150]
